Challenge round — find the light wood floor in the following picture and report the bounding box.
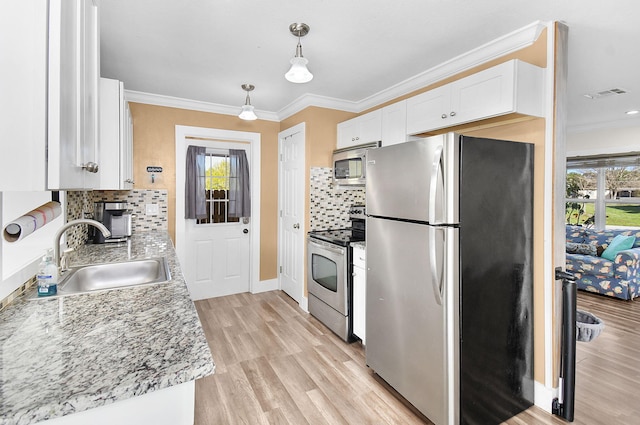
[193,290,639,424]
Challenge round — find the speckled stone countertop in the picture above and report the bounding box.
[0,232,215,425]
[351,241,366,249]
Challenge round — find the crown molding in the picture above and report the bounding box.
[356,20,548,111]
[124,21,547,121]
[277,93,360,120]
[124,90,280,122]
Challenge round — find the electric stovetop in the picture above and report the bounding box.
[308,228,364,247]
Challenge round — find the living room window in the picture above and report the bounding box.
[566,153,640,230]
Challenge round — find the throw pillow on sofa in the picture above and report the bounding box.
[601,235,636,261]
[566,242,597,256]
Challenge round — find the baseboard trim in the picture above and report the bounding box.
[534,380,558,413]
[299,295,309,313]
[252,278,278,294]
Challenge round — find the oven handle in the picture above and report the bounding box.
[307,238,346,255]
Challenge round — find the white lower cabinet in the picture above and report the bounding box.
[98,78,134,190]
[352,244,366,344]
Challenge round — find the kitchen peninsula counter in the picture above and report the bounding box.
[0,232,214,425]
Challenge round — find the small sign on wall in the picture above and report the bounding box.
[147,166,162,183]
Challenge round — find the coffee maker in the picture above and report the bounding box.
[91,201,132,243]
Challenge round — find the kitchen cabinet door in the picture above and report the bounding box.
[48,0,100,190]
[98,78,134,190]
[352,245,366,344]
[381,100,407,146]
[0,0,48,191]
[337,110,382,149]
[406,59,543,135]
[406,84,451,135]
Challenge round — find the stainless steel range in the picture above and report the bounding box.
[307,206,365,342]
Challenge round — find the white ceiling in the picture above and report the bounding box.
[100,0,640,132]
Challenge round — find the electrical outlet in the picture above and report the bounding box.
[145,204,159,216]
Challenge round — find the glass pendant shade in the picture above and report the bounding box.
[238,104,257,120]
[285,24,313,84]
[285,56,313,83]
[238,84,257,120]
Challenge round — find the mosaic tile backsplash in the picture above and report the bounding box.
[66,189,168,248]
[310,167,365,231]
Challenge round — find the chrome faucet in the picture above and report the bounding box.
[54,219,111,270]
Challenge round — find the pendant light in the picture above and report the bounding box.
[238,84,257,121]
[285,23,313,84]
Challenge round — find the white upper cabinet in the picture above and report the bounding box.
[406,59,544,135]
[0,0,101,191]
[380,100,407,146]
[48,0,101,190]
[0,1,48,191]
[98,78,134,190]
[337,109,382,149]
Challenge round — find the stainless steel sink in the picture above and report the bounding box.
[29,257,171,299]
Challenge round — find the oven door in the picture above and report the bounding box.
[307,237,348,315]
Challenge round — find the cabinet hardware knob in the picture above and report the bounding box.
[83,162,99,173]
[293,223,300,229]
[441,114,447,119]
[125,179,135,184]
[450,111,456,117]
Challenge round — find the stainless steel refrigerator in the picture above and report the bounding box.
[365,133,534,425]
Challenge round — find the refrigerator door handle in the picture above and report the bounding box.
[428,226,444,306]
[429,145,444,225]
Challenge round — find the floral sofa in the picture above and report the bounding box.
[565,225,640,300]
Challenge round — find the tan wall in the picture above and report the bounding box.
[129,103,280,281]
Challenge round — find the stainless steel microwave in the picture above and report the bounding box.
[332,141,381,186]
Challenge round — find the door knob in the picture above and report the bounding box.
[243,229,249,234]
[293,223,300,229]
[83,162,99,173]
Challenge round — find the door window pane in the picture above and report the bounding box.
[197,151,240,224]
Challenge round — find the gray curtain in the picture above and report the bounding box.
[185,145,207,219]
[228,149,251,218]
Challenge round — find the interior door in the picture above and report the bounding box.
[278,125,305,304]
[184,145,251,300]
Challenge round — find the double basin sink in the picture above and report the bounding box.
[29,257,171,299]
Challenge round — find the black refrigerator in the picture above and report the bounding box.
[365,132,534,425]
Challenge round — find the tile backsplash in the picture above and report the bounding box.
[66,189,168,248]
[310,167,365,231]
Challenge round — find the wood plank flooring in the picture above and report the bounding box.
[194,290,640,424]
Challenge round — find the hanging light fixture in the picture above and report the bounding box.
[285,23,313,84]
[238,84,257,120]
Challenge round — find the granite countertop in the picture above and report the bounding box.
[0,232,215,425]
[351,241,366,249]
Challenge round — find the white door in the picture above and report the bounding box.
[185,145,251,300]
[278,124,305,305]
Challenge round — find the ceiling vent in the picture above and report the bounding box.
[583,88,628,99]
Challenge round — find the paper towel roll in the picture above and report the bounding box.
[3,201,62,242]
